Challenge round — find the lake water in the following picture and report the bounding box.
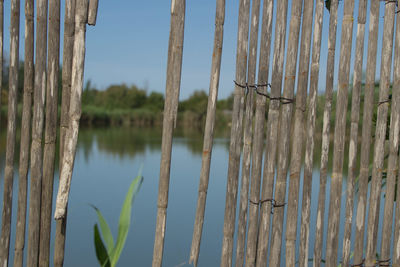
[0,127,389,266]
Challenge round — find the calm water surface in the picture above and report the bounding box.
[0,127,388,266]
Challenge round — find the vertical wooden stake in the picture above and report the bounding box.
[88,0,98,26]
[151,1,186,266]
[13,0,34,266]
[0,0,20,265]
[0,0,3,125]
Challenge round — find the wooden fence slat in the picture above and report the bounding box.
[341,1,367,266]
[54,0,76,266]
[151,1,186,266]
[13,0,34,266]
[325,0,355,265]
[0,0,20,265]
[244,0,274,266]
[275,0,304,265]
[353,0,380,264]
[297,0,322,266]
[189,0,225,265]
[39,0,61,265]
[365,2,396,265]
[234,0,261,265]
[313,0,338,265]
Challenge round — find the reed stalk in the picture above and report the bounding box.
[189,0,225,266]
[364,2,396,265]
[244,0,274,266]
[255,1,288,266]
[341,1,366,266]
[234,0,260,265]
[151,1,186,266]
[0,0,20,265]
[39,0,61,265]
[353,0,380,263]
[13,0,34,266]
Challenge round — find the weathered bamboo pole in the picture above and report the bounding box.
[234,0,260,265]
[54,0,76,266]
[391,5,400,266]
[313,1,338,265]
[268,0,301,266]
[151,1,186,266]
[13,0,34,266]
[0,0,20,265]
[325,0,355,265]
[54,0,89,219]
[189,0,225,265]
[88,0,98,26]
[352,0,380,264]
[364,2,396,265]
[341,1,367,266]
[380,4,400,261]
[255,1,288,266]
[39,0,61,265]
[244,0,274,266]
[0,0,3,124]
[219,0,250,266]
[27,0,48,265]
[296,1,322,266]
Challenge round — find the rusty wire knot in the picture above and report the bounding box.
[377,258,391,266]
[234,80,295,104]
[351,259,365,267]
[249,198,286,214]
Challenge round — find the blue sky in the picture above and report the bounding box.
[2,0,389,100]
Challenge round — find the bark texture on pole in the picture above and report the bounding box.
[313,1,338,266]
[189,0,225,265]
[54,0,76,266]
[296,1,321,266]
[219,0,250,266]
[88,0,98,26]
[353,0,380,264]
[325,0,355,265]
[14,0,34,266]
[268,1,301,266]
[341,1,366,266]
[0,0,20,265]
[27,0,48,264]
[39,0,61,265]
[54,0,89,220]
[245,0,274,266]
[255,1,288,266]
[234,0,260,266]
[365,3,396,265]
[151,1,186,266]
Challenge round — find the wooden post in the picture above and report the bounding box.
[0,0,20,265]
[255,1,288,266]
[88,0,98,26]
[380,3,400,261]
[268,0,301,266]
[0,0,3,125]
[296,1,321,266]
[365,2,396,265]
[27,0,48,265]
[39,0,61,265]
[189,0,225,265]
[54,1,76,266]
[54,0,89,219]
[244,0,274,266]
[13,0,34,266]
[325,0,355,265]
[313,1,338,265]
[341,1,366,266]
[353,0,380,263]
[219,0,250,265]
[151,1,186,266]
[391,5,400,266]
[234,0,260,265]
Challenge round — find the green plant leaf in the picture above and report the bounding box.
[110,173,144,266]
[94,224,111,267]
[91,205,115,254]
